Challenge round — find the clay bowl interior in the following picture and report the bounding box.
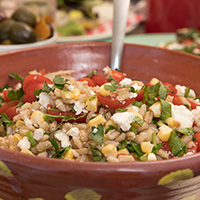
[0,42,200,200]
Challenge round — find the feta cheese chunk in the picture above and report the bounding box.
[74,100,85,115]
[175,85,196,98]
[39,92,51,108]
[111,112,135,131]
[33,128,45,141]
[17,136,31,150]
[54,130,71,148]
[120,78,132,87]
[171,104,194,129]
[67,127,79,137]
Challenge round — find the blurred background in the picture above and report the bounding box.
[0,0,200,55]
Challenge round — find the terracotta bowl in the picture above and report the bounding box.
[0,42,200,200]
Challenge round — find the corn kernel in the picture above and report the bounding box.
[105,119,118,130]
[13,134,23,142]
[31,111,44,125]
[101,144,118,157]
[147,153,157,161]
[118,154,135,162]
[72,89,81,100]
[15,120,25,129]
[61,90,74,100]
[103,134,109,142]
[157,124,172,141]
[21,148,34,155]
[9,145,15,151]
[99,83,112,96]
[127,109,143,120]
[88,114,106,127]
[149,78,160,85]
[107,155,119,163]
[117,148,130,155]
[148,102,161,118]
[157,120,165,127]
[64,149,74,160]
[85,96,98,112]
[141,141,154,154]
[166,117,181,128]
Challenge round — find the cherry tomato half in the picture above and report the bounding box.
[22,75,53,103]
[46,108,87,123]
[111,70,126,82]
[3,90,9,102]
[0,100,21,120]
[90,75,108,86]
[193,133,200,152]
[77,77,95,87]
[163,82,177,96]
[96,92,135,109]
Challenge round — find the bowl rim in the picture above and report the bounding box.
[0,41,200,172]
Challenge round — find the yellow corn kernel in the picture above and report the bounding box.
[149,78,160,85]
[118,154,135,162]
[64,149,74,160]
[148,102,161,118]
[85,96,98,112]
[117,148,130,155]
[61,90,74,100]
[31,110,44,125]
[101,144,117,157]
[147,153,157,161]
[13,134,23,142]
[105,119,118,130]
[9,145,15,151]
[71,78,76,84]
[103,134,109,142]
[99,83,112,96]
[72,88,81,100]
[141,141,154,154]
[15,120,25,129]
[88,114,106,127]
[21,148,34,155]
[157,124,172,142]
[166,117,181,128]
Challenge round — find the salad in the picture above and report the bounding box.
[0,67,200,162]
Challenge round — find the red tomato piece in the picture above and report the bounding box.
[23,74,53,93]
[111,70,126,82]
[77,77,95,87]
[90,75,108,86]
[135,90,144,101]
[46,108,87,123]
[96,92,134,109]
[3,90,9,102]
[187,99,200,110]
[161,141,176,159]
[0,100,21,120]
[22,75,53,103]
[38,69,46,75]
[193,133,200,152]
[163,82,177,96]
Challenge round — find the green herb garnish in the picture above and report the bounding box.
[89,144,107,162]
[90,124,104,146]
[8,88,24,101]
[26,131,37,146]
[87,69,98,78]
[118,140,128,150]
[9,73,23,81]
[160,99,172,122]
[53,75,68,90]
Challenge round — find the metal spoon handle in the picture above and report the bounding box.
[111,0,131,71]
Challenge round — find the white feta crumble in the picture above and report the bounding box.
[24,117,32,127]
[67,127,80,137]
[171,104,194,129]
[54,130,71,148]
[74,100,85,115]
[175,85,196,98]
[93,128,98,133]
[68,85,74,91]
[128,93,138,98]
[132,83,142,91]
[17,136,31,150]
[33,128,45,141]
[39,92,52,108]
[120,78,132,87]
[111,112,135,131]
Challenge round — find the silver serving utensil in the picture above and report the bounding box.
[111,0,131,71]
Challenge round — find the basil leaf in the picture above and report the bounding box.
[130,123,136,134]
[169,132,187,157]
[9,73,23,81]
[34,82,52,100]
[89,144,107,162]
[178,127,194,136]
[53,75,68,89]
[159,82,168,100]
[132,100,143,108]
[1,113,14,127]
[152,143,162,153]
[26,131,37,146]
[105,125,121,133]
[117,108,127,112]
[118,140,127,150]
[160,99,172,122]
[127,142,144,156]
[87,69,98,78]
[0,84,9,92]
[90,124,104,146]
[132,116,143,127]
[104,76,119,92]
[184,87,190,98]
[51,139,71,159]
[89,95,96,101]
[8,88,24,101]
